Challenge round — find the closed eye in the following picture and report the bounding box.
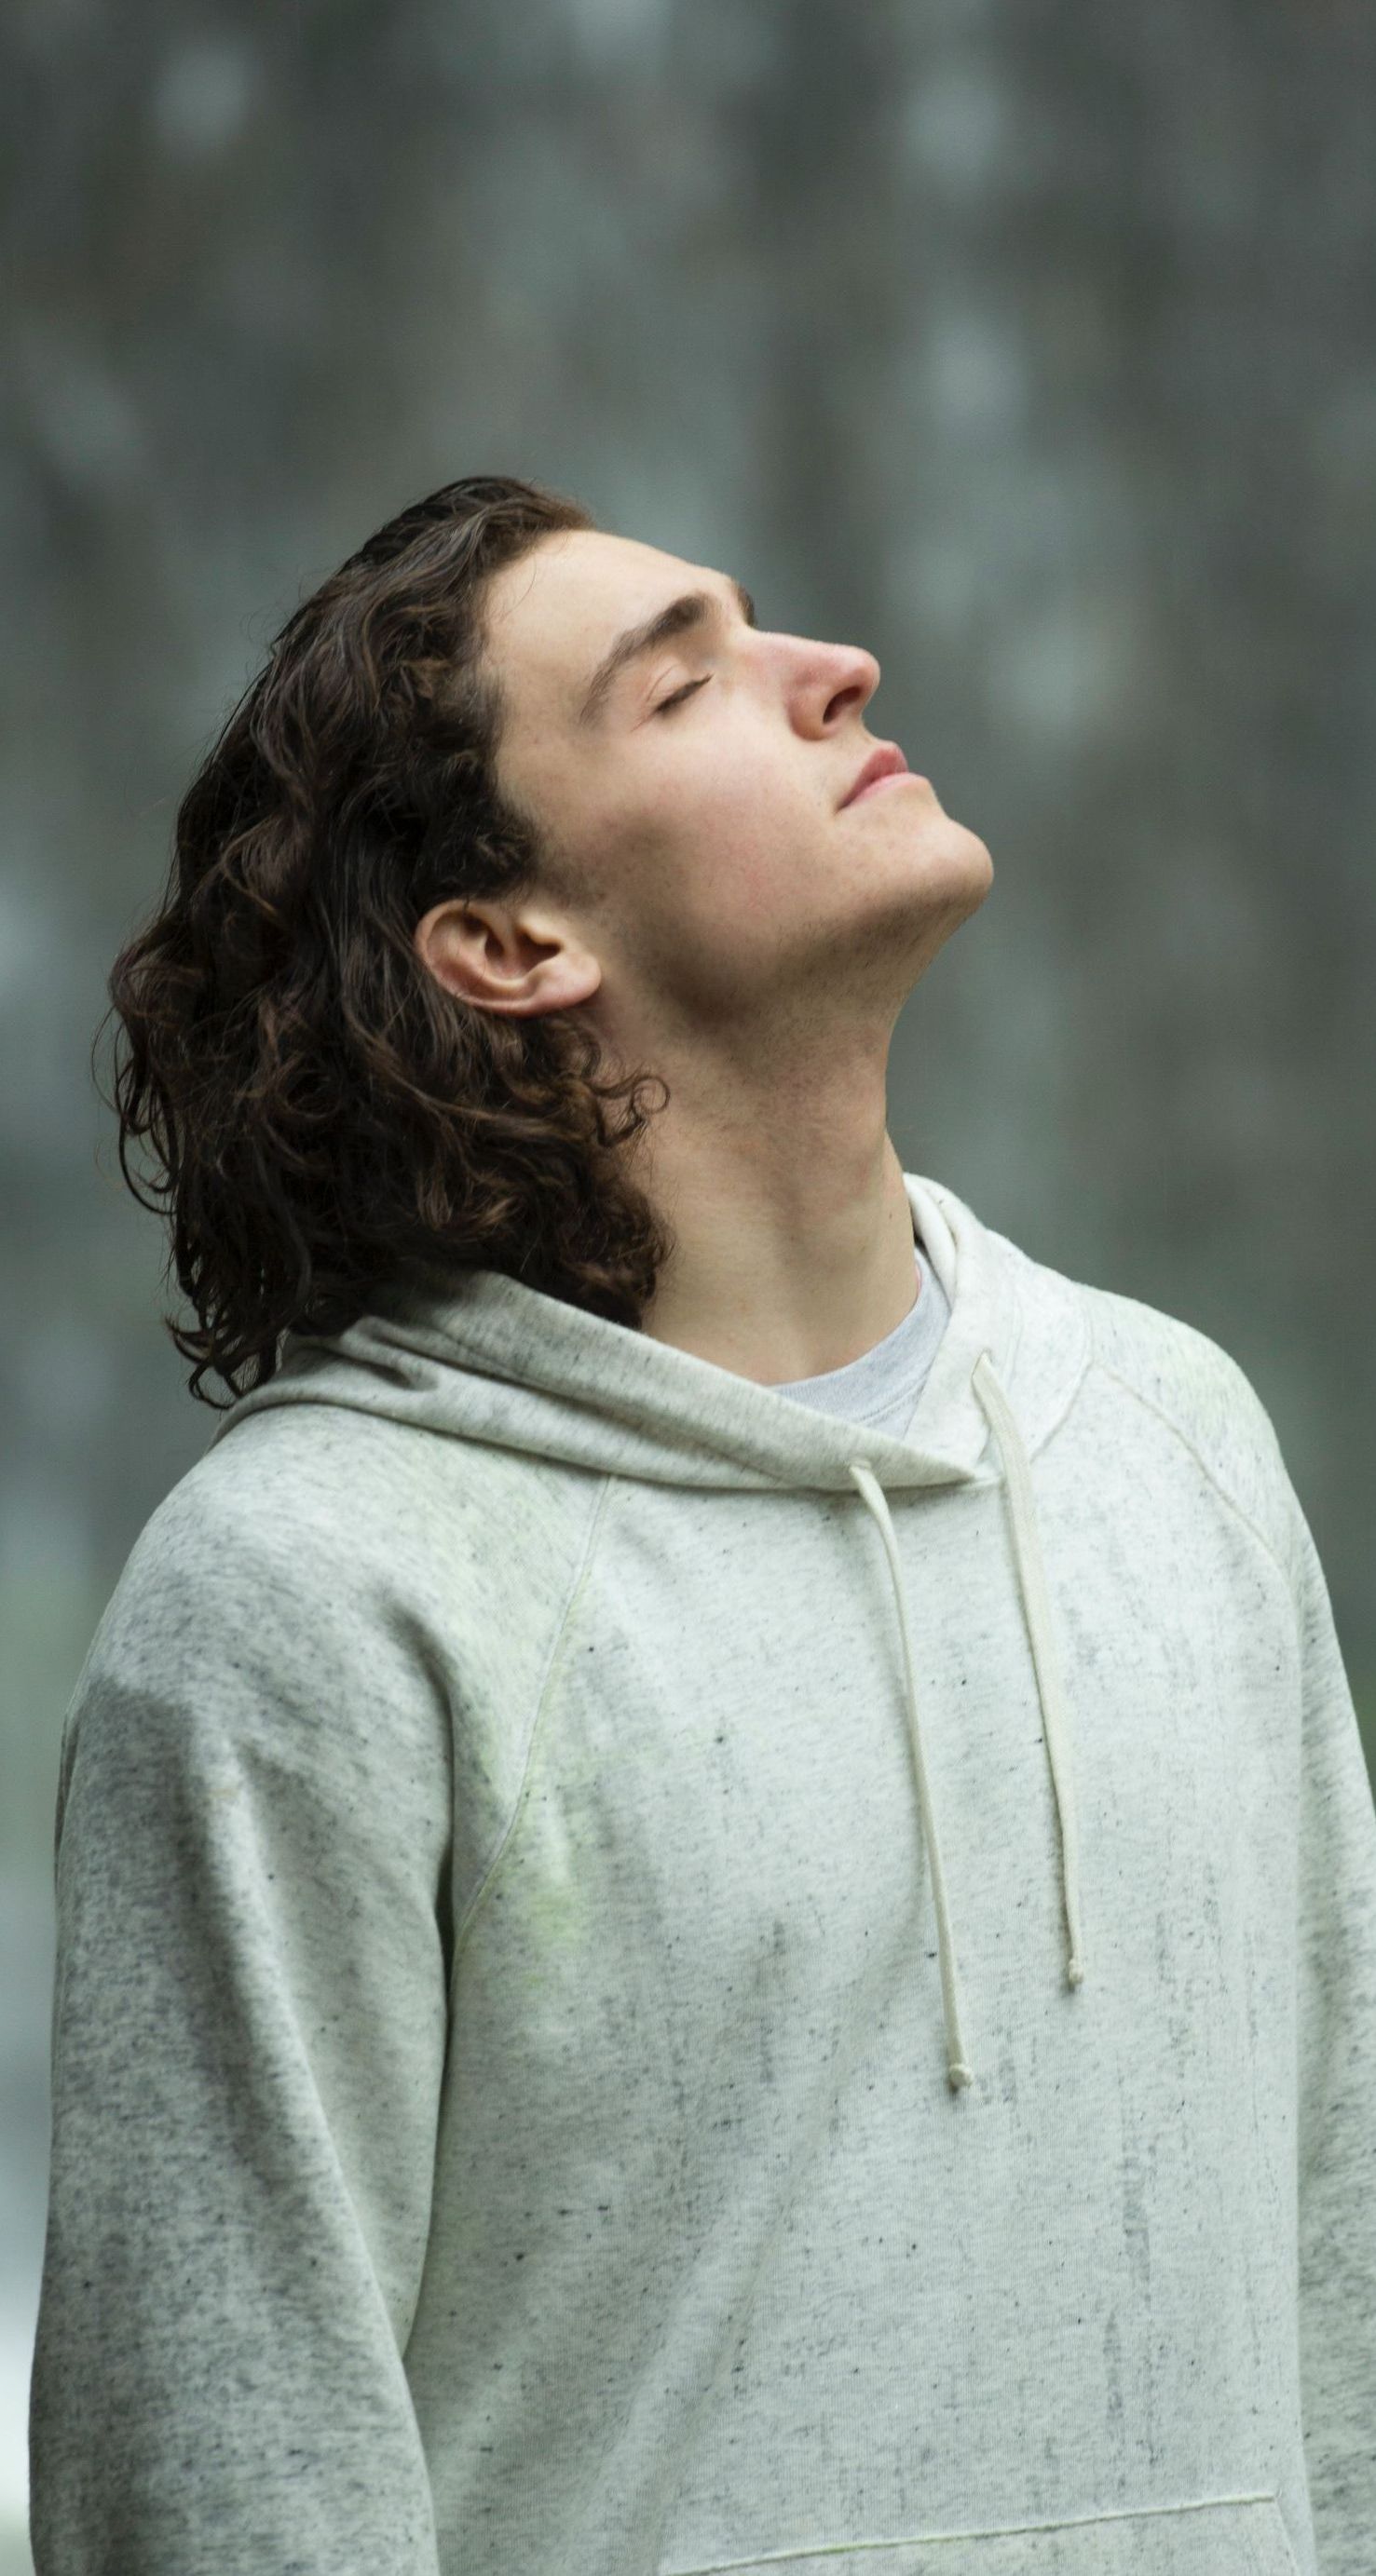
[654,678,710,714]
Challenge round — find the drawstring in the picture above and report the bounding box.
[848,1348,1085,2094]
[972,1352,1086,1992]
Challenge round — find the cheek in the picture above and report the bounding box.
[580,731,824,933]
[662,739,812,876]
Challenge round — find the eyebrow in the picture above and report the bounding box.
[575,576,758,728]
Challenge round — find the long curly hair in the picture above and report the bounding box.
[99,473,675,1408]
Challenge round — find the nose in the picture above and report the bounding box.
[804,639,881,734]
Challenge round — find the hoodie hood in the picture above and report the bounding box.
[211,1172,1092,2092]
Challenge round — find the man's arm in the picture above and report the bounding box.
[28,1479,453,2575]
[1290,1490,1376,2573]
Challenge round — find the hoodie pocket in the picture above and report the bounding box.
[666,2491,1303,2576]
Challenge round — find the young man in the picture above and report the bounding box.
[30,476,1375,2575]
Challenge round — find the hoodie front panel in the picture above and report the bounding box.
[34,1173,1370,2576]
[407,1390,1306,2574]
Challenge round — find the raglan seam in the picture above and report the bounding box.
[447,1469,619,1990]
[1089,1352,1294,1599]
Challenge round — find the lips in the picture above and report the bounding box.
[839,742,909,808]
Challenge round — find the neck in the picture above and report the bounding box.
[632,1075,919,1385]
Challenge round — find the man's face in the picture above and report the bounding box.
[478,526,992,1045]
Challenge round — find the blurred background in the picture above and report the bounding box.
[4,0,1374,2562]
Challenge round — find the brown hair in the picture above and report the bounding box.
[99,473,674,1408]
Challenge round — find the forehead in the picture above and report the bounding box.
[481,528,713,716]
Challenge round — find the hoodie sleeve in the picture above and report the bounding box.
[27,1474,454,2576]
[1288,1490,1376,2573]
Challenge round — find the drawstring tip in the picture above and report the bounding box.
[947,2058,974,2091]
[1067,1951,1084,1986]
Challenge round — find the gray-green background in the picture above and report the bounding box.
[4,3,1373,2560]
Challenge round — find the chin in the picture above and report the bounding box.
[910,809,993,876]
[962,824,994,880]
[935,814,993,881]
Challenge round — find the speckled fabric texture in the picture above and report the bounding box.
[29,1173,1376,2574]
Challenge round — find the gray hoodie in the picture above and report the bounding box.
[29,1171,1376,2575]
